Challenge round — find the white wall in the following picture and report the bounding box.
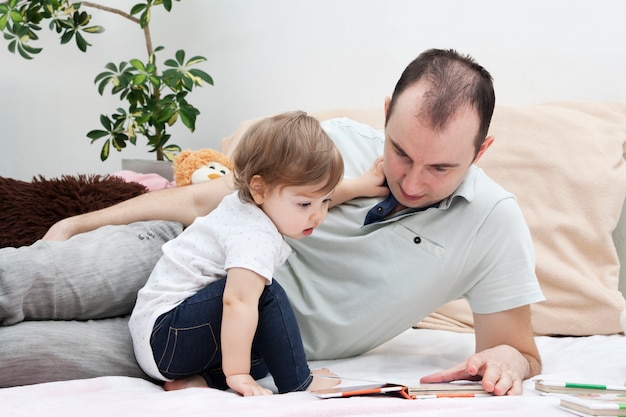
[1,0,625,181]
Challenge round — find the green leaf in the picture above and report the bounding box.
[162,144,181,161]
[156,107,175,124]
[145,62,157,74]
[133,73,147,85]
[154,132,171,149]
[130,58,145,71]
[83,25,105,34]
[57,19,72,31]
[164,72,182,89]
[180,75,193,91]
[186,55,207,66]
[189,68,214,85]
[163,144,181,153]
[0,13,9,31]
[146,75,159,88]
[75,31,88,52]
[163,58,178,68]
[17,43,33,59]
[162,0,174,12]
[87,129,109,140]
[130,4,147,16]
[167,111,178,126]
[10,10,22,23]
[104,62,118,72]
[96,79,109,95]
[7,39,16,54]
[99,114,112,130]
[112,134,127,150]
[139,8,150,28]
[59,30,73,45]
[76,11,90,26]
[20,42,42,55]
[175,49,185,64]
[94,71,111,83]
[100,139,110,161]
[111,84,126,96]
[161,68,176,79]
[178,105,198,131]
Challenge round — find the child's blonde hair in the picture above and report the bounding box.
[232,111,344,204]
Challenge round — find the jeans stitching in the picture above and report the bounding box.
[157,323,217,376]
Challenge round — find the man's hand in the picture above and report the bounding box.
[419,344,530,395]
[420,306,541,396]
[226,374,273,396]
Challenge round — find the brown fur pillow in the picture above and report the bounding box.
[0,174,148,248]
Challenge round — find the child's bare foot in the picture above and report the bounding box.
[306,368,341,391]
[164,375,208,391]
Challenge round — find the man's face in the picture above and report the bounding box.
[383,82,492,210]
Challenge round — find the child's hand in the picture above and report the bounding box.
[331,157,388,207]
[348,156,389,198]
[363,156,388,197]
[226,374,273,396]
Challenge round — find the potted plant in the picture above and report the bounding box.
[0,0,213,177]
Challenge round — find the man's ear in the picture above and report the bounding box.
[473,135,495,164]
[384,96,391,122]
[249,175,266,204]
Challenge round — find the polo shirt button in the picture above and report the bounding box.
[413,236,421,244]
[376,207,383,212]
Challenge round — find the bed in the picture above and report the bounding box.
[2,329,626,417]
[1,101,626,416]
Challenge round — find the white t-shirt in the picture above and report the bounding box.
[129,193,292,380]
[275,118,545,360]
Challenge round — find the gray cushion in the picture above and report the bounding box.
[0,220,182,325]
[0,220,182,387]
[0,317,150,387]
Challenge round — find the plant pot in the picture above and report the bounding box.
[121,159,174,181]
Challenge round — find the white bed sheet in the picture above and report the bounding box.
[2,328,624,417]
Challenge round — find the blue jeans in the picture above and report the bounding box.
[149,278,313,393]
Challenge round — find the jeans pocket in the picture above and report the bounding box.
[156,322,218,377]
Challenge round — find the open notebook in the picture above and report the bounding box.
[311,380,489,400]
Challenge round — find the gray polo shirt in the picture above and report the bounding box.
[274,118,544,360]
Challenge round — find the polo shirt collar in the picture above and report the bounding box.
[363,165,477,225]
[438,165,476,209]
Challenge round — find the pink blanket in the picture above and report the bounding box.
[2,329,624,417]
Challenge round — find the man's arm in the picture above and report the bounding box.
[419,305,541,395]
[43,173,236,241]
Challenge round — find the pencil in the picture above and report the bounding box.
[544,381,626,391]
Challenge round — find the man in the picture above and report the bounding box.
[10,49,544,395]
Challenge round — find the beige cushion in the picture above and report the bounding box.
[616,201,626,297]
[420,102,626,336]
[222,102,626,336]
